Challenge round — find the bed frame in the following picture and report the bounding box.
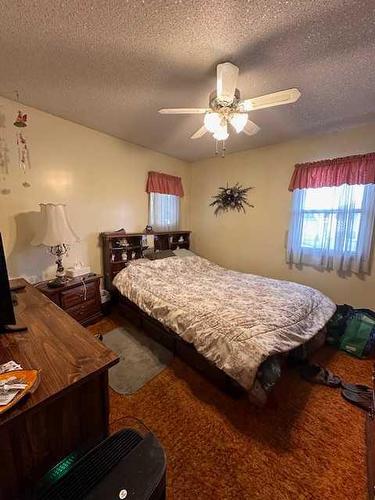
[105,233,325,399]
[115,292,245,397]
[101,230,245,396]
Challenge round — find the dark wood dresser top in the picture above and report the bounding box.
[35,273,101,293]
[0,279,118,426]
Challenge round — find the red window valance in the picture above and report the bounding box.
[288,152,375,191]
[146,171,184,197]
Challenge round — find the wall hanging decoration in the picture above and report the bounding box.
[0,90,32,192]
[210,183,254,215]
[0,110,10,195]
[14,103,31,187]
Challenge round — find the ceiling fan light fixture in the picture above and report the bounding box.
[230,113,248,133]
[158,61,301,157]
[204,112,221,133]
[213,122,229,141]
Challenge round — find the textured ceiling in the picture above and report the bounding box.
[0,0,374,162]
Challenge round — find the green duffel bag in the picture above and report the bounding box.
[326,304,354,347]
[339,309,375,359]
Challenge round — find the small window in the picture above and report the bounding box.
[149,192,180,231]
[287,183,375,273]
[300,184,364,252]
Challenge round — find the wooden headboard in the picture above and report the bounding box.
[100,230,191,290]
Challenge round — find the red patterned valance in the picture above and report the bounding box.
[146,171,184,197]
[288,152,375,191]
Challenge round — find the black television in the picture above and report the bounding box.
[0,232,16,328]
[0,233,27,333]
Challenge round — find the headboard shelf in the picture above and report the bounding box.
[101,230,191,291]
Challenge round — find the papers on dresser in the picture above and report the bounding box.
[0,360,22,374]
[0,360,24,406]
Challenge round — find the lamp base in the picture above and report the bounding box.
[47,276,70,288]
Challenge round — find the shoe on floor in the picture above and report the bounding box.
[341,388,373,412]
[300,364,341,388]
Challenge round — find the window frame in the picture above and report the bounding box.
[293,185,366,256]
[148,192,180,231]
[299,207,364,255]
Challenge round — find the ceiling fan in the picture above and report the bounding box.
[159,62,301,156]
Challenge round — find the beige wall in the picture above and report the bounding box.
[0,96,190,281]
[190,124,375,309]
[2,93,375,309]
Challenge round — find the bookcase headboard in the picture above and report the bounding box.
[100,230,191,290]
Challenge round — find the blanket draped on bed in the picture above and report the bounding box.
[113,256,336,391]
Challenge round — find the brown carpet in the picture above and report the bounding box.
[89,312,370,499]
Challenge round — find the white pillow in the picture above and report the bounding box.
[173,248,196,258]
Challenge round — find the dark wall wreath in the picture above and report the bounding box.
[210,183,254,216]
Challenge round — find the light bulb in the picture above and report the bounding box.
[204,112,221,133]
[230,113,248,133]
[213,122,229,141]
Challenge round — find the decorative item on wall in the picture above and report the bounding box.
[0,91,32,192]
[0,110,10,195]
[210,183,254,215]
[13,99,31,187]
[13,110,27,128]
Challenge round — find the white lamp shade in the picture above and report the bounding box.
[31,203,79,247]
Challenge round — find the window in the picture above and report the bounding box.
[299,184,364,252]
[149,192,180,231]
[287,183,375,273]
[146,171,184,230]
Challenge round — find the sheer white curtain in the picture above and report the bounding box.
[149,193,180,231]
[287,183,375,273]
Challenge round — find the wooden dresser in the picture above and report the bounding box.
[35,273,103,325]
[0,280,118,500]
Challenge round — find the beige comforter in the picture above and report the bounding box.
[113,256,336,390]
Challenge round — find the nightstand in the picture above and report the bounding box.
[35,274,103,326]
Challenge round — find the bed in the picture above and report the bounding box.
[113,253,336,403]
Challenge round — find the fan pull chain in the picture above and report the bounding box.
[221,140,226,158]
[215,140,227,157]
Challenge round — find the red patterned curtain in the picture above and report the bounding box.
[288,152,375,191]
[146,171,184,197]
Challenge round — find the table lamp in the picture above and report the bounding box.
[32,203,79,288]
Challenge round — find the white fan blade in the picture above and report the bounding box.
[216,62,239,104]
[241,88,301,111]
[191,126,208,139]
[243,120,260,136]
[158,108,207,114]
